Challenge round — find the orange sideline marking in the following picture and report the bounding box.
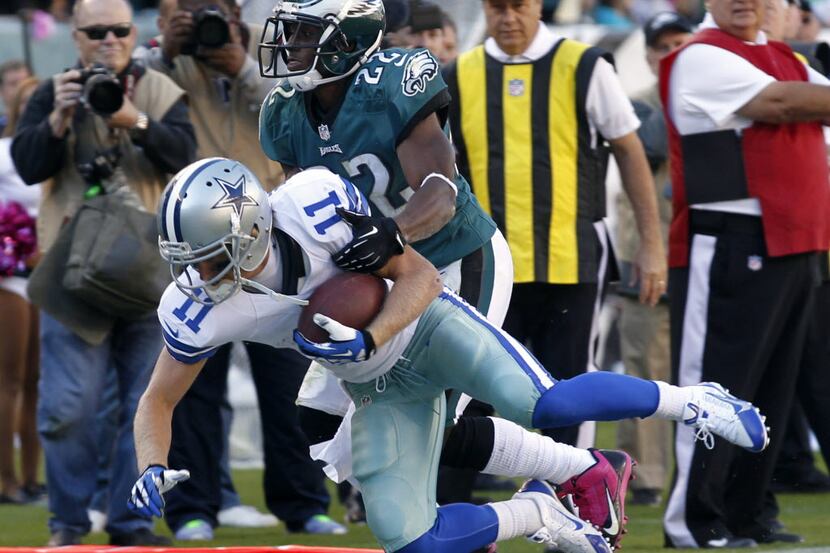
[0,547,382,553]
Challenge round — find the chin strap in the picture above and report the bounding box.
[240,277,309,306]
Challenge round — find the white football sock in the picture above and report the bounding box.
[489,498,545,541]
[654,380,687,420]
[483,417,596,484]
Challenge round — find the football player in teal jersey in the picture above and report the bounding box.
[254,1,651,546]
[257,0,523,527]
[258,0,495,271]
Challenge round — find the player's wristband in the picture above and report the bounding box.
[422,172,458,198]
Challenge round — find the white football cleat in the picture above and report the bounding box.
[217,504,279,528]
[683,382,769,452]
[87,509,107,533]
[513,479,612,553]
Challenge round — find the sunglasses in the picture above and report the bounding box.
[77,24,132,40]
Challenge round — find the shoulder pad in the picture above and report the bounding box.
[270,169,369,254]
[264,80,297,109]
[260,81,301,165]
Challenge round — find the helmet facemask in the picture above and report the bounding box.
[160,213,268,305]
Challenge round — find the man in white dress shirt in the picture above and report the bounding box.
[660,0,830,546]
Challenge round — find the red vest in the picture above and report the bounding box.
[659,28,830,267]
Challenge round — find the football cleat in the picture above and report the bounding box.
[556,449,634,549]
[683,382,769,452]
[513,479,612,553]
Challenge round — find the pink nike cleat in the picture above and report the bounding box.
[556,449,634,549]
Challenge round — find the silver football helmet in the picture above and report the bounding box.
[158,158,279,305]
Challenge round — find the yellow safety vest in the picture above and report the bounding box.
[446,40,612,284]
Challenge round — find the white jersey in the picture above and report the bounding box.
[157,168,418,383]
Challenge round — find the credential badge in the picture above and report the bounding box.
[509,79,525,97]
[318,123,331,141]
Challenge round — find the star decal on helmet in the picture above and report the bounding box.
[211,175,260,217]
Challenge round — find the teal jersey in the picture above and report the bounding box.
[259,48,496,268]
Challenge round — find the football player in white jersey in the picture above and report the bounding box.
[130,158,769,553]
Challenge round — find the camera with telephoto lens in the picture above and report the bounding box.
[77,64,124,116]
[181,6,231,55]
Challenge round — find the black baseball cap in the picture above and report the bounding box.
[383,0,411,33]
[644,12,694,47]
[408,0,443,32]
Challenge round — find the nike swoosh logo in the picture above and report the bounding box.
[568,514,583,531]
[356,227,379,240]
[163,321,180,338]
[707,538,729,547]
[603,487,620,535]
[707,392,746,414]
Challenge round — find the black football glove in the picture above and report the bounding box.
[333,207,407,273]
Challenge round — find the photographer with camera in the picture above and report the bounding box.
[10,0,196,546]
[137,0,281,189]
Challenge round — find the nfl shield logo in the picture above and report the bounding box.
[318,123,331,141]
[508,79,525,97]
[747,255,763,271]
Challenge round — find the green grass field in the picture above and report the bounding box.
[2,423,829,551]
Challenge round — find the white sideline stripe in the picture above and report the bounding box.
[664,233,717,548]
[486,228,514,328]
[575,221,611,449]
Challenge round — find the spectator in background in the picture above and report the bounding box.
[0,76,43,506]
[593,0,636,30]
[380,0,412,47]
[797,0,822,41]
[0,61,32,136]
[660,0,830,544]
[135,0,342,539]
[445,0,665,460]
[785,0,804,37]
[765,0,800,39]
[760,0,830,510]
[441,11,459,64]
[139,0,282,188]
[615,12,692,508]
[408,1,448,61]
[10,0,196,545]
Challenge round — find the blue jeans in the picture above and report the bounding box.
[38,312,161,535]
[219,398,241,510]
[90,366,121,514]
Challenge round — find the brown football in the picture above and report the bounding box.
[297,272,388,343]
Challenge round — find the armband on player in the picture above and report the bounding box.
[422,172,458,198]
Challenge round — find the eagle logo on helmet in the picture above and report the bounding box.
[347,0,381,16]
[401,50,439,97]
[211,175,260,217]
